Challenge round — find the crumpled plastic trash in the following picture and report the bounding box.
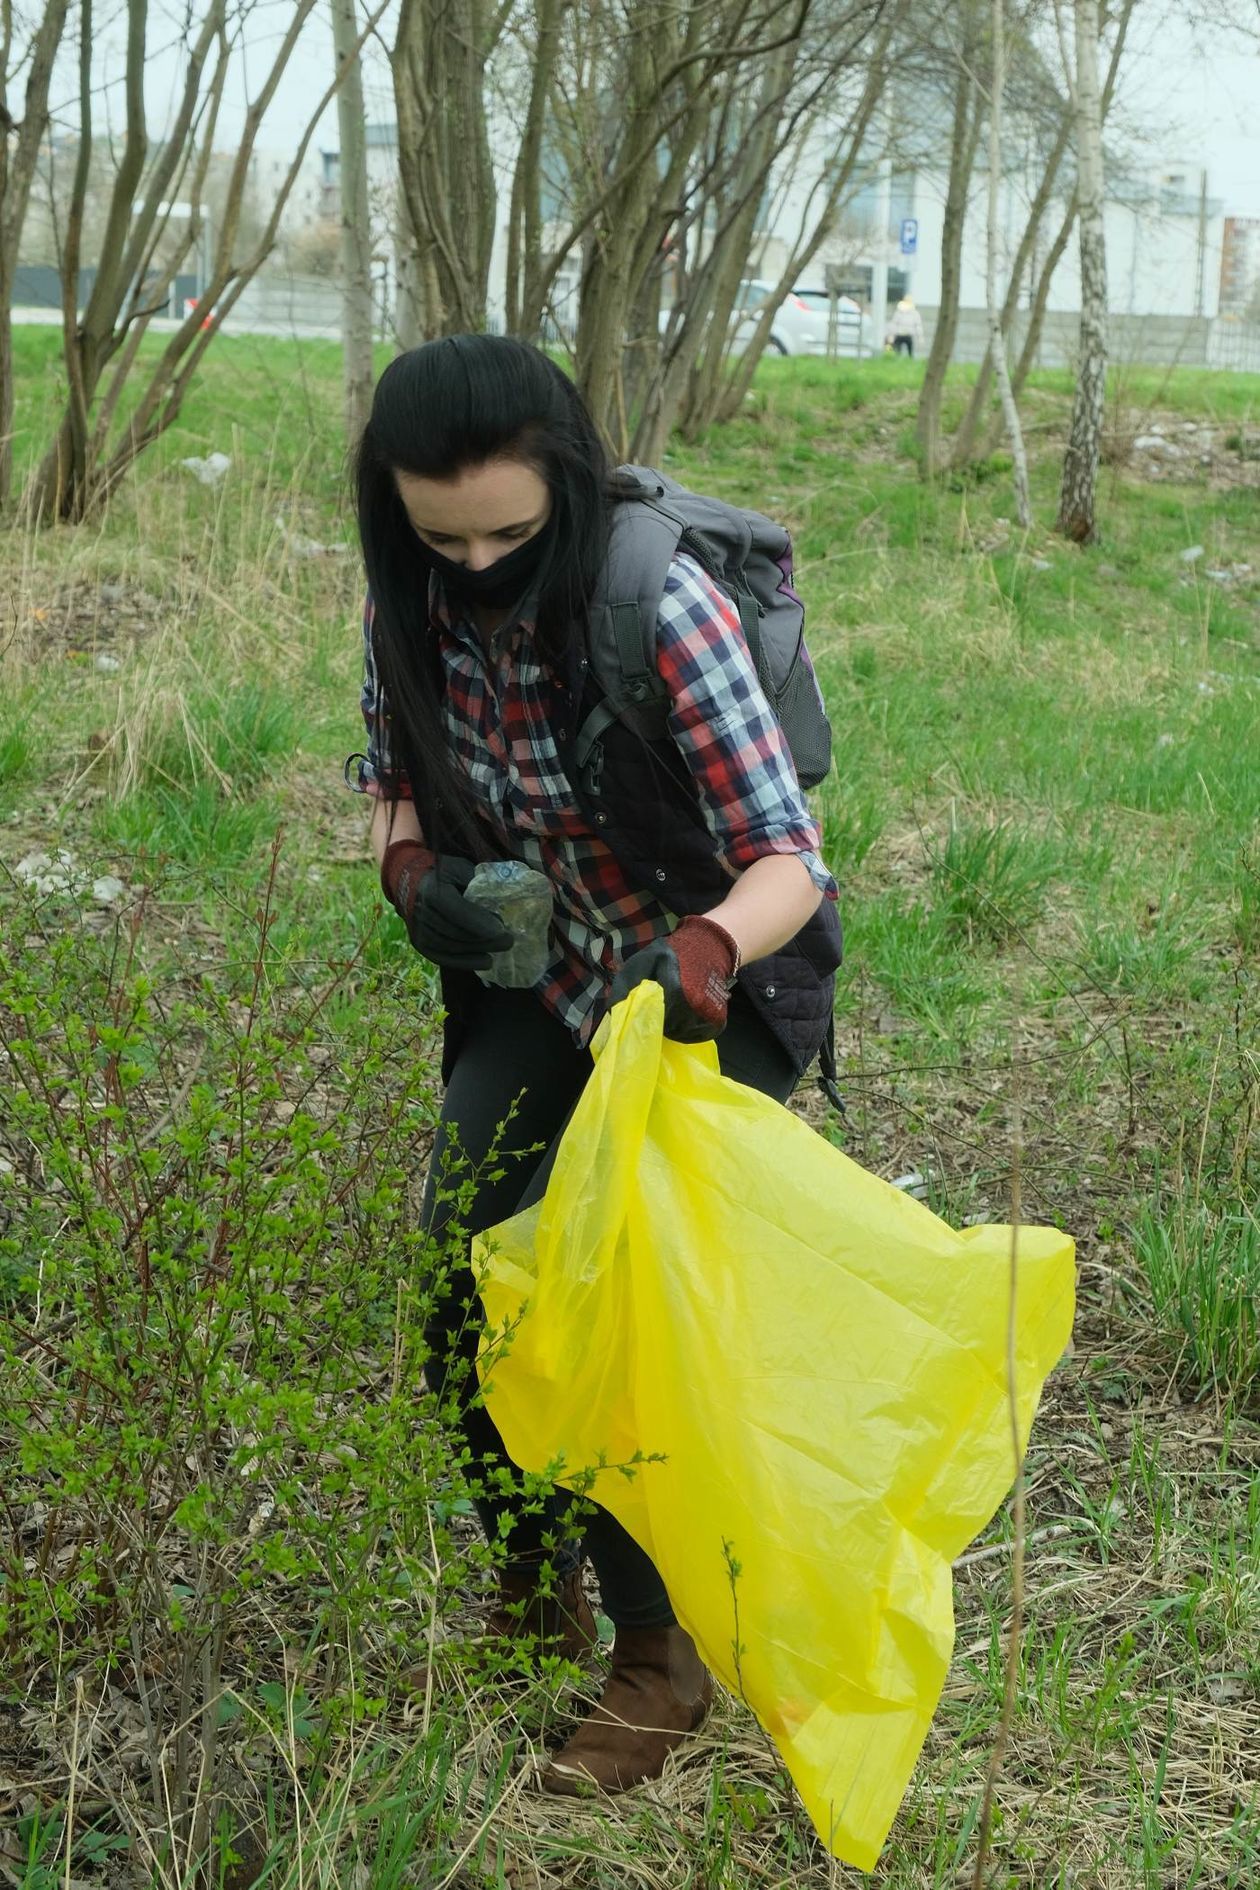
[14,849,87,897]
[180,451,232,487]
[13,853,126,906]
[475,983,1075,1868]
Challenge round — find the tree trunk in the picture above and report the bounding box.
[392,0,497,337]
[703,30,892,432]
[673,41,801,443]
[984,0,1030,526]
[332,0,375,442]
[23,0,373,524]
[31,0,149,523]
[393,244,431,349]
[949,113,1069,470]
[573,0,701,450]
[916,39,983,478]
[0,0,73,510]
[953,0,1134,469]
[972,189,1076,459]
[505,0,566,337]
[1056,0,1106,544]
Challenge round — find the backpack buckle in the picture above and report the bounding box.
[581,744,604,798]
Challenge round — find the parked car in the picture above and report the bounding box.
[659,280,873,357]
[789,288,875,358]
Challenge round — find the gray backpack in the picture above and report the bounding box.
[575,465,833,790]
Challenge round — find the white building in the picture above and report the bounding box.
[253,102,1248,365]
[757,137,1227,333]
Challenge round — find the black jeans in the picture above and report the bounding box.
[420,983,797,1629]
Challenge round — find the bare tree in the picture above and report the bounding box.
[651,35,814,454]
[949,110,1071,469]
[23,0,387,525]
[492,0,891,454]
[616,0,896,455]
[984,0,1031,523]
[390,0,887,449]
[392,0,510,342]
[674,12,895,443]
[0,0,73,509]
[1055,0,1106,542]
[501,0,826,447]
[955,0,1135,466]
[502,0,568,341]
[914,3,986,477]
[332,0,375,443]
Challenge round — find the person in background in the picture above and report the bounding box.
[345,334,841,1799]
[885,294,925,356]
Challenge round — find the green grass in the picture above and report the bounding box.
[2,332,1258,1888]
[1133,1206,1260,1400]
[0,705,32,784]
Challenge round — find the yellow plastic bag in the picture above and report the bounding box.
[475,984,1074,1868]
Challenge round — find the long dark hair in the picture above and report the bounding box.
[355,335,613,852]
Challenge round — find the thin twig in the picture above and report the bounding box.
[63,1674,83,1890]
[971,1049,1026,1890]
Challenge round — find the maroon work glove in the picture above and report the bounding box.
[609,913,741,1042]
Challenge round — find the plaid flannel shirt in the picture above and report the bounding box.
[348,551,837,1045]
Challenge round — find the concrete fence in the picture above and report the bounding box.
[915,306,1260,374]
[1207,321,1260,374]
[13,263,198,314]
[13,264,1260,373]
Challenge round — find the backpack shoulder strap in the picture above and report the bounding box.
[577,466,769,785]
[577,472,686,766]
[619,465,772,681]
[594,471,686,698]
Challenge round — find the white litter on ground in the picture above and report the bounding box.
[14,850,87,896]
[181,452,232,487]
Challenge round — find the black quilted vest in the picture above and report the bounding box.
[432,639,841,1085]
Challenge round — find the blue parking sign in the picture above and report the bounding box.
[900,217,918,255]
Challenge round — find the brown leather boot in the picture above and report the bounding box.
[483,1566,599,1663]
[406,1566,597,1692]
[540,1624,713,1795]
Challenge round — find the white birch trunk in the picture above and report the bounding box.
[986,0,1031,527]
[1057,0,1107,543]
[332,0,375,443]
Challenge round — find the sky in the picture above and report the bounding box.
[1116,5,1260,215]
[46,2,1260,220]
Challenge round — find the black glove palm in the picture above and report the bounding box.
[394,852,513,971]
[609,916,739,1043]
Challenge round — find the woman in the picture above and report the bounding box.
[347,333,841,1795]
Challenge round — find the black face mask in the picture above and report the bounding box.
[422,520,553,611]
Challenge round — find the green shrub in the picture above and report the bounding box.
[0,857,501,1880]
